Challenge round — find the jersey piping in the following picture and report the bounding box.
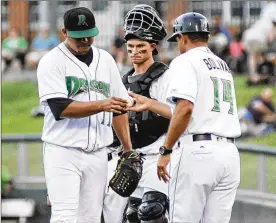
[171,145,184,222]
[57,45,91,151]
[40,92,68,100]
[91,48,101,152]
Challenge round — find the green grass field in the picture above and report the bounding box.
[2,77,276,192]
[2,82,43,133]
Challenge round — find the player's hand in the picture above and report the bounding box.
[126,92,151,112]
[157,154,171,183]
[101,97,128,114]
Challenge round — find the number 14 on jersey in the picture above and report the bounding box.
[210,77,234,114]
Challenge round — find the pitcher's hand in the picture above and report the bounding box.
[101,97,128,114]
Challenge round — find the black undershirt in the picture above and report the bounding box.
[47,48,93,120]
[47,98,74,121]
[75,47,93,66]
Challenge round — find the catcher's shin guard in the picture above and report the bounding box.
[125,196,142,223]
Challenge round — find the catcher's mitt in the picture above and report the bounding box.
[109,151,143,197]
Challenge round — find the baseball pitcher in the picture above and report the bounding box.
[37,7,133,223]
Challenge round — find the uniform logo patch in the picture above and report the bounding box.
[200,19,208,31]
[171,89,178,93]
[66,76,110,98]
[77,15,88,26]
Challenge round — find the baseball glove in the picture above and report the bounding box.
[109,151,143,197]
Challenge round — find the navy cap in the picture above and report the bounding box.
[64,7,99,38]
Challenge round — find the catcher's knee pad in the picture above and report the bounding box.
[126,196,142,223]
[138,191,169,223]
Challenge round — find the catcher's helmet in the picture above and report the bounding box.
[123,4,167,42]
[167,12,210,42]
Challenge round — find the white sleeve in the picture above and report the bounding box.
[166,57,198,105]
[109,55,129,100]
[150,70,175,116]
[37,55,68,105]
[149,80,158,100]
[149,70,169,104]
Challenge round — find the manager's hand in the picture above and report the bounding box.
[157,154,171,183]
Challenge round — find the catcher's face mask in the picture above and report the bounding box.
[123,4,167,43]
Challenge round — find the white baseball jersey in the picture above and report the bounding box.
[37,43,129,152]
[166,46,241,138]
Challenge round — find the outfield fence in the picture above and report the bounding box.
[2,134,276,193]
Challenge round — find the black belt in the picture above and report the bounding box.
[108,153,112,161]
[192,134,235,143]
[108,151,123,161]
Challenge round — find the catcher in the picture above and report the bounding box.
[106,4,177,223]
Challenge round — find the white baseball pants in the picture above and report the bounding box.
[43,143,108,223]
[132,153,169,198]
[169,139,240,223]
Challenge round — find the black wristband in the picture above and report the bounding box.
[159,146,173,155]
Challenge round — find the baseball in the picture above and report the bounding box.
[126,97,135,107]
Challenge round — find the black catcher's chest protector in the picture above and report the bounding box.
[122,62,170,149]
[123,62,166,97]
